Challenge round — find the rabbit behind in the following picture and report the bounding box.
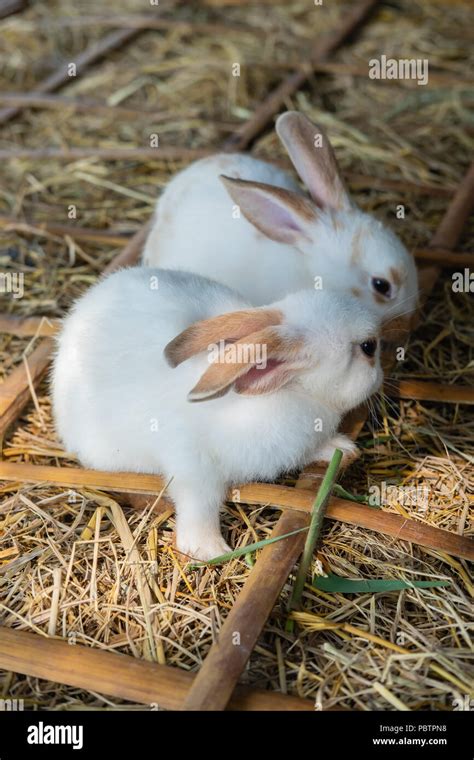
[52,268,382,560]
[142,112,418,339]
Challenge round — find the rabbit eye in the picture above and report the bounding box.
[371,277,391,297]
[360,339,377,358]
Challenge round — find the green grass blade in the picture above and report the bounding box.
[332,483,372,505]
[188,526,308,568]
[313,573,450,594]
[286,449,343,632]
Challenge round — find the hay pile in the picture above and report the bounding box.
[0,0,473,710]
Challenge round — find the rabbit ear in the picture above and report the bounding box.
[188,326,308,401]
[275,111,351,212]
[220,175,317,245]
[164,308,283,368]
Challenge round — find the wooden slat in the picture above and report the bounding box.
[388,379,474,405]
[0,92,165,119]
[0,461,165,494]
[0,0,25,18]
[0,216,131,246]
[181,509,309,710]
[0,147,210,162]
[0,339,54,440]
[0,314,59,337]
[325,498,474,561]
[0,627,313,711]
[346,174,453,198]
[414,246,474,268]
[1,462,472,560]
[431,164,474,250]
[103,221,151,273]
[31,14,266,37]
[416,163,474,301]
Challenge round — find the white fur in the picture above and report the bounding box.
[143,153,302,305]
[52,268,382,560]
[142,124,418,321]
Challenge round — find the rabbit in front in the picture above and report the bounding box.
[52,268,382,561]
[142,111,418,340]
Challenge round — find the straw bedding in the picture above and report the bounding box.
[0,0,472,710]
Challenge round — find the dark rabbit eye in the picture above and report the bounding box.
[360,339,377,358]
[371,277,392,297]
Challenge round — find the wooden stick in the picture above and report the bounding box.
[0,627,313,711]
[416,162,474,314]
[0,461,165,495]
[431,164,474,250]
[103,222,151,273]
[181,509,310,710]
[0,92,166,119]
[0,147,210,162]
[414,247,474,268]
[0,0,25,19]
[346,174,453,198]
[387,379,474,405]
[0,339,54,441]
[0,314,59,337]
[0,27,149,125]
[37,15,266,37]
[0,218,130,247]
[1,462,472,560]
[223,0,379,150]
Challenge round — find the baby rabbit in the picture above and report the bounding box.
[143,111,418,338]
[52,268,382,561]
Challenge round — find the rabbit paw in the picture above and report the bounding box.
[313,435,360,469]
[176,530,231,563]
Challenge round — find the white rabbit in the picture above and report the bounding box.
[143,111,418,339]
[52,267,382,561]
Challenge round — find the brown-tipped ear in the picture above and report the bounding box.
[220,175,317,245]
[275,111,351,212]
[188,326,308,402]
[164,308,283,368]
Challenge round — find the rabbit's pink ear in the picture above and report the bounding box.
[164,308,283,368]
[275,111,351,212]
[220,176,317,245]
[188,326,308,402]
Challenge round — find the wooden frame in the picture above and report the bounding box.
[1,0,473,711]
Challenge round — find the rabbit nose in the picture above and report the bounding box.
[360,339,377,358]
